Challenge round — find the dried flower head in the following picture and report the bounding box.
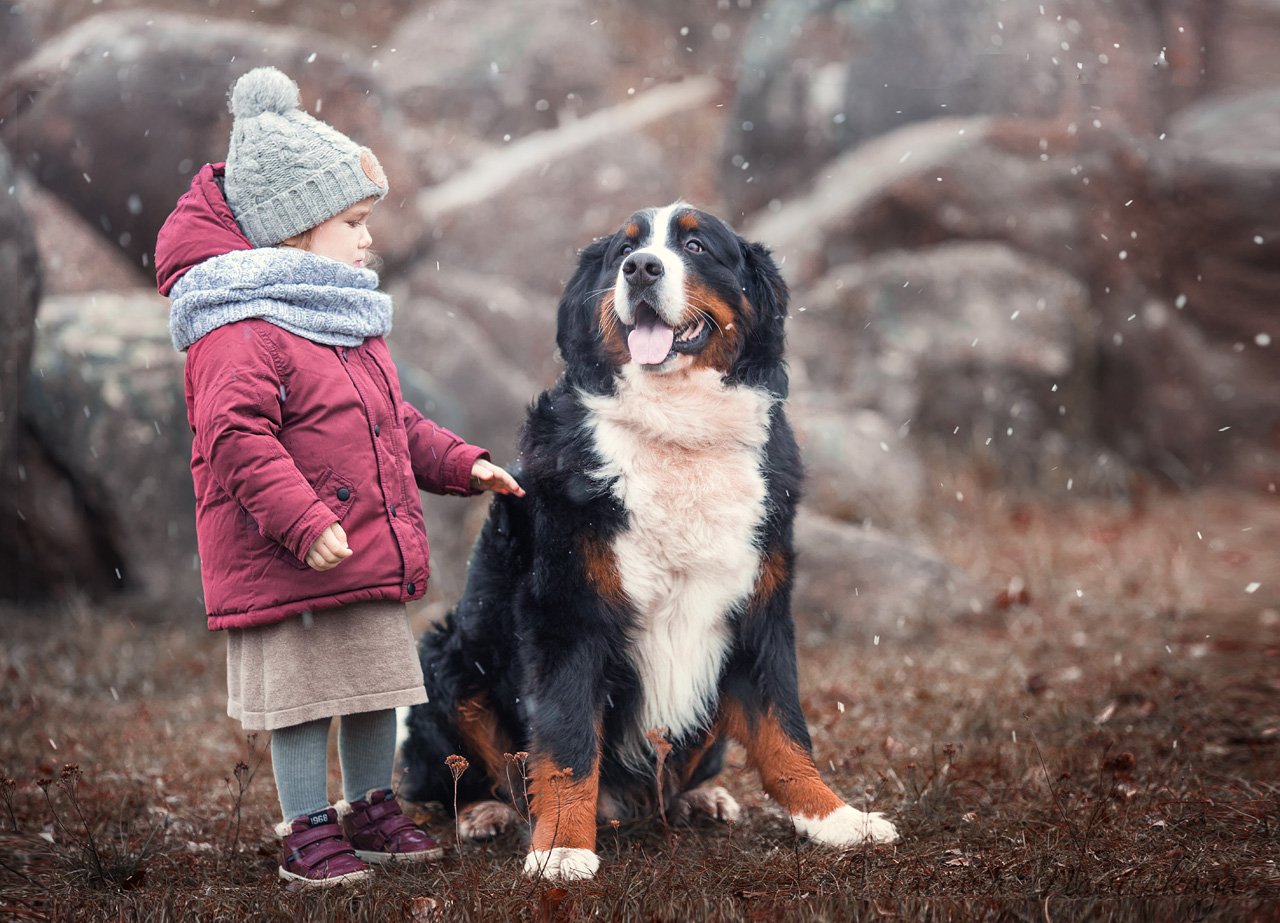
[445,754,470,782]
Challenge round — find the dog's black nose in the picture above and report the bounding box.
[622,252,664,286]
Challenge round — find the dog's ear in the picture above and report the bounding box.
[736,238,790,396]
[556,236,612,366]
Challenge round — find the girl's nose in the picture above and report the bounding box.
[360,227,373,249]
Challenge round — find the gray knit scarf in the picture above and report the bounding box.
[168,248,392,352]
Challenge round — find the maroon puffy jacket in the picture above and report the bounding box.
[157,164,489,630]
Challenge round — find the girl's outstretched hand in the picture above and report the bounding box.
[470,459,525,497]
[306,522,352,571]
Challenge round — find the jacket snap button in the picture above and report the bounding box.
[389,504,397,518]
[407,582,416,595]
[336,487,351,501]
[374,424,380,436]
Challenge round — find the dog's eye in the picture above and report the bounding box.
[685,239,704,254]
[619,244,634,258]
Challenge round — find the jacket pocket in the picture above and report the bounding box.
[276,466,357,570]
[312,465,357,521]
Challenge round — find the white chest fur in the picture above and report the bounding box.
[581,367,774,746]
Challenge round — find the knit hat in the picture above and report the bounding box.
[223,67,388,247]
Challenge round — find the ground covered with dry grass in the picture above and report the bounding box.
[1,478,1276,921]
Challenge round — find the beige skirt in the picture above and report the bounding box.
[226,600,428,731]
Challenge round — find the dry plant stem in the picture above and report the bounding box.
[503,750,532,826]
[1,777,17,832]
[446,754,470,856]
[645,728,673,829]
[225,733,264,857]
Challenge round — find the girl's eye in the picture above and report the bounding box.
[685,239,703,254]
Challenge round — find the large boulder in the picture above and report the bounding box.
[25,0,415,51]
[0,2,39,81]
[0,145,41,492]
[1127,89,1280,484]
[386,279,537,467]
[412,76,725,299]
[9,290,195,603]
[793,242,1096,483]
[722,0,1217,215]
[386,0,617,138]
[792,509,986,646]
[754,107,1279,487]
[0,11,421,278]
[17,173,143,295]
[791,404,926,531]
[387,0,753,143]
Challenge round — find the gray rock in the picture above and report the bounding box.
[793,242,1096,483]
[386,0,616,138]
[17,173,143,295]
[387,280,538,466]
[412,77,723,298]
[26,1,416,46]
[1124,88,1280,484]
[722,0,1216,215]
[0,145,40,482]
[0,11,420,277]
[792,405,925,531]
[792,509,986,646]
[15,290,197,603]
[0,2,39,81]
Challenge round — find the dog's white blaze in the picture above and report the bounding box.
[582,365,773,750]
[613,202,689,327]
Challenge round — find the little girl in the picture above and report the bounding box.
[154,67,523,888]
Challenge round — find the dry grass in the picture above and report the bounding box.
[1,476,1276,921]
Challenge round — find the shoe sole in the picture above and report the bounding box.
[278,866,372,888]
[355,846,445,864]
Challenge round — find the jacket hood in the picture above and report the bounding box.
[155,163,253,296]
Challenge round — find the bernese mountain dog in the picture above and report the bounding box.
[401,203,898,880]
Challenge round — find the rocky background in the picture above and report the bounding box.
[0,0,1276,637]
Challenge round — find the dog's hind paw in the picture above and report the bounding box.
[793,804,899,847]
[673,785,741,824]
[458,800,522,841]
[523,847,600,881]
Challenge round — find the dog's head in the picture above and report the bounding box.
[557,203,790,396]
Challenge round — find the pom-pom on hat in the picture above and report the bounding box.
[223,67,388,247]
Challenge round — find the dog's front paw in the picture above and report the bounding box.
[793,804,899,847]
[523,847,601,881]
[458,800,522,841]
[674,785,742,824]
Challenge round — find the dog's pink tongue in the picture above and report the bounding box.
[628,318,675,365]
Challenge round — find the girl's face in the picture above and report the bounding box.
[290,197,376,267]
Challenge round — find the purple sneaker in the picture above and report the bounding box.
[276,808,371,888]
[339,789,443,863]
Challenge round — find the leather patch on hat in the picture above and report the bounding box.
[360,149,387,189]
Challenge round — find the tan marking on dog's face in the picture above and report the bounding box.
[528,753,601,854]
[685,281,744,374]
[719,700,844,819]
[677,212,699,232]
[598,291,631,367]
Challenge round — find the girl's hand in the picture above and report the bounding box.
[306,522,353,571]
[470,459,525,497]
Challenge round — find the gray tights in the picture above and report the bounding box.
[270,709,398,821]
